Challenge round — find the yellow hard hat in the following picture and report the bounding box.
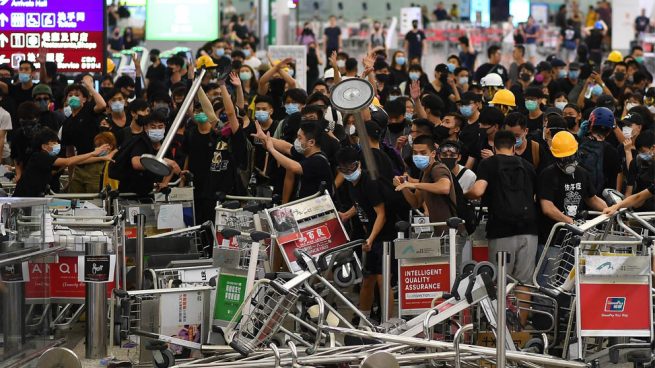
[106,58,115,73]
[550,131,578,158]
[490,89,516,107]
[607,50,623,63]
[195,55,217,69]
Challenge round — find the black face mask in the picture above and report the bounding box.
[376,74,389,83]
[564,116,578,130]
[433,125,451,142]
[99,126,112,132]
[520,73,532,82]
[388,122,406,134]
[136,115,148,126]
[441,157,457,170]
[614,72,626,81]
[149,55,158,62]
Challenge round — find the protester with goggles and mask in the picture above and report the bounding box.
[439,140,476,191]
[32,83,65,133]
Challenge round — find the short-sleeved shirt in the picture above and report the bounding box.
[561,26,580,49]
[61,102,101,154]
[117,134,161,196]
[9,83,35,108]
[13,151,57,197]
[524,25,539,44]
[291,149,334,199]
[459,50,478,72]
[405,30,426,58]
[537,164,596,239]
[420,162,456,223]
[360,148,395,185]
[347,171,396,241]
[146,63,166,83]
[476,154,539,238]
[243,120,280,180]
[474,63,508,84]
[636,16,650,32]
[324,26,341,52]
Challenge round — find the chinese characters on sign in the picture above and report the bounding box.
[0,0,105,72]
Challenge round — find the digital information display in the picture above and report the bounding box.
[145,0,218,41]
[0,0,105,73]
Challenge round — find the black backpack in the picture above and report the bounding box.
[447,168,478,234]
[108,134,148,182]
[578,139,605,194]
[491,156,536,225]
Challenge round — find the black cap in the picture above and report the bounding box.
[365,120,382,140]
[537,61,552,72]
[596,94,615,109]
[645,87,655,98]
[544,107,562,117]
[550,58,566,67]
[524,86,545,99]
[622,112,644,126]
[460,91,482,104]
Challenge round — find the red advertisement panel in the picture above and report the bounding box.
[579,283,651,331]
[281,219,348,266]
[400,263,450,311]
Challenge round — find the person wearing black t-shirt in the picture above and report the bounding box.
[61,76,107,193]
[504,112,551,174]
[323,16,342,58]
[252,120,333,200]
[243,95,280,195]
[404,20,427,61]
[0,61,37,114]
[474,45,509,84]
[336,147,396,319]
[146,49,166,85]
[14,128,109,197]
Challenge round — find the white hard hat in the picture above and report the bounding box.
[480,73,503,87]
[324,68,335,79]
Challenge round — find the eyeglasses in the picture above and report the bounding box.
[337,162,359,174]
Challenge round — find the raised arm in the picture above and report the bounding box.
[82,75,107,113]
[229,72,246,111]
[410,81,427,119]
[197,83,220,128]
[219,81,239,133]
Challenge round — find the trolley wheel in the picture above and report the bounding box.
[473,261,497,282]
[522,337,545,354]
[460,261,477,276]
[333,264,355,288]
[153,350,175,368]
[113,323,122,346]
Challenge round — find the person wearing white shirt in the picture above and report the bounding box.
[438,141,476,191]
[0,97,12,163]
[501,16,515,68]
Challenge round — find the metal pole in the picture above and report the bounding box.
[3,282,25,355]
[140,68,207,176]
[353,112,378,180]
[382,241,391,324]
[86,241,108,359]
[135,213,146,290]
[496,251,509,368]
[448,226,457,289]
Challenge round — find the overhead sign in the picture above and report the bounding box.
[0,0,105,72]
[146,0,218,41]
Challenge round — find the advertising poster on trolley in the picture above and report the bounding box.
[267,194,349,273]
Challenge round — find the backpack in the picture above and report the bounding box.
[108,134,148,182]
[491,156,536,225]
[578,139,605,193]
[448,169,478,234]
[380,141,406,177]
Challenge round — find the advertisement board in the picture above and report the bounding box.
[398,261,450,313]
[145,0,218,41]
[0,0,105,72]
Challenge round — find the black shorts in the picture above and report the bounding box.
[363,240,396,275]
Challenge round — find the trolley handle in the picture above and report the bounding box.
[315,239,365,271]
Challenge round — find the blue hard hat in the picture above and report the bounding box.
[589,106,615,128]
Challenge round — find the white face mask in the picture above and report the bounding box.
[622,126,633,139]
[649,105,655,114]
[555,101,567,110]
[347,124,356,136]
[63,105,72,117]
[407,134,414,146]
[294,138,306,153]
[625,102,638,112]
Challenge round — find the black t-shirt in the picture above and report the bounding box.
[291,149,334,199]
[560,26,580,49]
[243,120,279,180]
[360,148,395,185]
[459,120,480,164]
[636,16,650,32]
[476,154,539,238]
[39,111,65,132]
[404,30,426,57]
[517,137,552,174]
[118,134,161,196]
[324,27,341,51]
[526,113,544,136]
[10,121,41,164]
[627,158,655,211]
[347,170,396,241]
[537,164,596,239]
[61,102,101,154]
[146,63,166,83]
[598,140,621,195]
[586,30,603,50]
[474,63,508,84]
[13,151,57,197]
[9,83,35,108]
[459,50,478,72]
[557,78,576,95]
[390,68,409,88]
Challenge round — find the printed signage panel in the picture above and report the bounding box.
[0,261,29,282]
[146,0,218,41]
[579,283,651,335]
[269,195,349,273]
[399,261,450,312]
[0,0,105,72]
[213,272,247,322]
[77,254,116,283]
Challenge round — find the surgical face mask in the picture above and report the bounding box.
[388,95,399,101]
[515,137,524,149]
[63,105,72,117]
[255,110,270,123]
[110,101,125,113]
[405,112,413,121]
[569,70,580,79]
[525,100,539,112]
[147,128,165,142]
[49,144,61,156]
[395,56,406,66]
[638,152,653,161]
[622,126,633,138]
[649,105,655,114]
[459,105,474,118]
[294,138,306,154]
[555,101,567,110]
[18,73,31,83]
[535,74,544,83]
[239,71,252,81]
[343,168,362,182]
[446,63,456,73]
[194,112,208,124]
[591,84,603,96]
[441,157,457,170]
[243,49,251,58]
[67,96,82,109]
[287,69,295,78]
[285,103,300,115]
[346,124,356,136]
[37,99,49,112]
[215,48,225,57]
[458,76,469,85]
[412,154,431,170]
[336,59,346,68]
[626,102,638,112]
[636,56,644,64]
[409,72,421,81]
[558,70,567,79]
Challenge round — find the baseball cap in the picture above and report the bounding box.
[537,61,552,73]
[622,113,644,126]
[365,120,382,139]
[544,107,562,117]
[550,58,566,68]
